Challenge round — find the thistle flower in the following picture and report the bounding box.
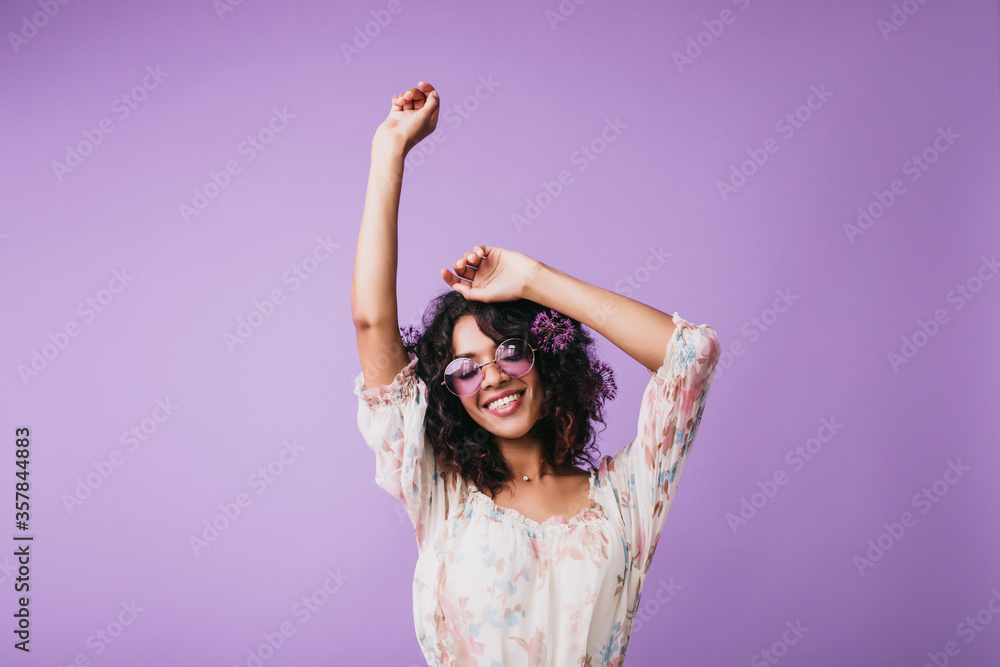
[399,325,421,355]
[593,360,618,405]
[531,310,576,353]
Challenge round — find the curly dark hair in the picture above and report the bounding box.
[412,290,613,497]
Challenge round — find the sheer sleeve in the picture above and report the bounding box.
[600,312,721,576]
[353,352,460,551]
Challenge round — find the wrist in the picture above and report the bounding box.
[521,259,549,304]
[371,132,408,160]
[370,141,406,179]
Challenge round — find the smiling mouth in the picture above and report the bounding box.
[485,391,524,414]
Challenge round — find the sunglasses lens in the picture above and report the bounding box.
[443,340,534,396]
[444,358,481,396]
[497,339,533,377]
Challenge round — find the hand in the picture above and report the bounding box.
[374,81,440,156]
[441,245,540,303]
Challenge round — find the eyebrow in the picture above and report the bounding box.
[454,339,505,360]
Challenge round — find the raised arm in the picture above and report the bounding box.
[440,245,678,374]
[352,81,439,390]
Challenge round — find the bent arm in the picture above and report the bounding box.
[523,261,677,374]
[351,137,410,390]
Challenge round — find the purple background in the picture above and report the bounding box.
[2,0,999,664]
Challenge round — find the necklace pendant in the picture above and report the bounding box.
[522,475,529,481]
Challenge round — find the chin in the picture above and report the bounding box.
[479,418,534,440]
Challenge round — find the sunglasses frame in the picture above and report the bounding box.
[440,337,537,397]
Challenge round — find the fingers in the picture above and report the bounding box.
[441,268,470,296]
[449,246,490,276]
[461,245,487,265]
[422,88,439,115]
[392,90,419,111]
[391,82,436,111]
[453,256,476,281]
[465,246,491,269]
[391,89,415,111]
[395,88,423,104]
[418,81,439,110]
[446,248,482,282]
[442,246,492,289]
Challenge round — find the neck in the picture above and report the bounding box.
[494,428,551,479]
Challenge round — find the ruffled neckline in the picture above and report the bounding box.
[464,468,604,537]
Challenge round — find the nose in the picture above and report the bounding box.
[480,359,510,390]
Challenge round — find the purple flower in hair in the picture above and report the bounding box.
[531,309,576,353]
[399,325,421,355]
[594,360,618,404]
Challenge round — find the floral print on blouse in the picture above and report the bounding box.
[353,312,720,666]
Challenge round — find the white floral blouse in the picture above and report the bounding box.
[353,312,721,666]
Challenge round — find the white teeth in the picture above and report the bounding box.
[487,392,523,411]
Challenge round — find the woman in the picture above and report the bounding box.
[352,81,721,666]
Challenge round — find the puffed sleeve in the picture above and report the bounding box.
[353,353,460,551]
[600,312,721,576]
